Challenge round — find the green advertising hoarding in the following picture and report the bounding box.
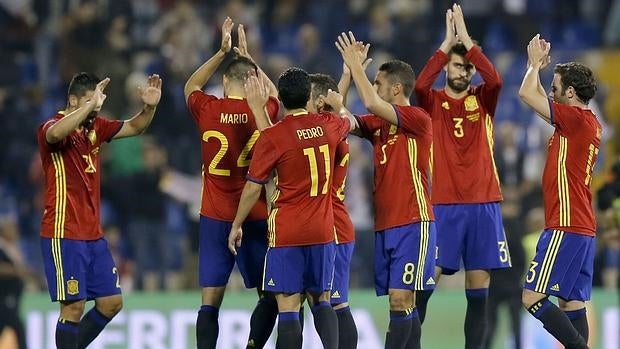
[22,290,618,349]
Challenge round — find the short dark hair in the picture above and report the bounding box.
[68,72,100,98]
[309,73,338,111]
[278,67,310,109]
[554,62,597,104]
[448,42,469,58]
[224,56,258,82]
[378,60,416,97]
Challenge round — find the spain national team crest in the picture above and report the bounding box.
[67,279,79,295]
[464,95,479,111]
[88,130,97,145]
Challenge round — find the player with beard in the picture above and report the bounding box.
[413,5,510,348]
[37,72,162,349]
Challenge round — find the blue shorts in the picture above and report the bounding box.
[262,242,336,295]
[523,229,595,301]
[199,216,267,289]
[435,203,511,274]
[41,237,121,302]
[331,242,354,304]
[374,221,437,296]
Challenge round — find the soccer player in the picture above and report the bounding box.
[413,6,510,347]
[308,73,358,349]
[519,34,599,349]
[184,18,280,349]
[336,31,436,349]
[228,67,355,349]
[37,72,162,349]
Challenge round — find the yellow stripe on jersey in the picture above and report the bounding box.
[484,115,501,189]
[535,230,564,293]
[558,137,570,226]
[416,222,430,290]
[51,153,67,238]
[407,139,430,221]
[267,176,281,247]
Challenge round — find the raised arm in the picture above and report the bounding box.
[233,24,278,98]
[244,74,272,131]
[519,35,552,124]
[414,10,455,106]
[338,42,371,105]
[46,78,108,144]
[336,31,398,125]
[184,17,233,102]
[114,74,162,139]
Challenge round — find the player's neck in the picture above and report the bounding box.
[285,107,308,116]
[391,96,410,106]
[444,86,469,100]
[225,85,245,99]
[567,99,588,110]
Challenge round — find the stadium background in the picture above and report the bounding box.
[0,0,618,348]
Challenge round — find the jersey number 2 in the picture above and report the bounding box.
[202,130,260,176]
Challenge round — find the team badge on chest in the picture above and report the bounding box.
[464,95,479,111]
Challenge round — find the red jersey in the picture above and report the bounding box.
[246,112,350,247]
[414,46,503,204]
[187,91,279,221]
[543,102,601,236]
[37,113,123,240]
[356,105,434,231]
[332,140,355,244]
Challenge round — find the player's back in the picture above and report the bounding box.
[542,102,602,236]
[187,91,279,221]
[249,112,350,247]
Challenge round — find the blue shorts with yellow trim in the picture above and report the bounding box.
[330,242,354,304]
[41,237,121,302]
[435,202,511,274]
[199,216,268,289]
[262,242,336,295]
[523,229,595,301]
[374,221,437,296]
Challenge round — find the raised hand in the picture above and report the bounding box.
[439,9,457,53]
[527,34,551,69]
[336,31,364,69]
[342,41,372,74]
[244,74,268,111]
[221,17,234,53]
[320,89,344,111]
[139,74,163,107]
[233,23,254,61]
[452,3,472,47]
[92,77,110,110]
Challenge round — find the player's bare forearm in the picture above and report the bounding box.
[519,64,551,123]
[45,102,96,143]
[350,64,398,125]
[233,181,263,227]
[251,105,272,131]
[184,50,227,101]
[337,70,352,105]
[114,104,156,139]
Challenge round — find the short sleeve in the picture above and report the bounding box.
[95,117,124,144]
[550,100,580,134]
[394,105,431,137]
[187,90,219,123]
[354,114,383,140]
[38,119,68,150]
[266,97,280,124]
[246,132,278,184]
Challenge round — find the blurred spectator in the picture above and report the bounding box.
[596,159,620,290]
